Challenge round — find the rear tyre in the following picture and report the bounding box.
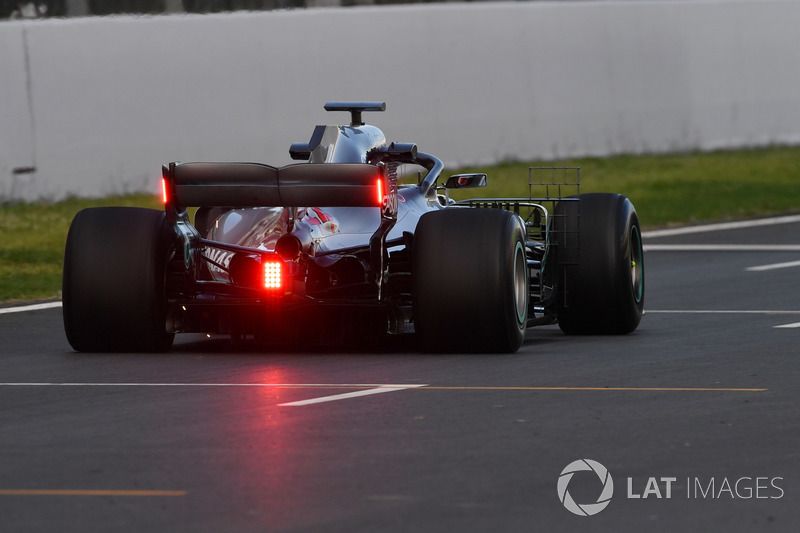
[412,208,528,353]
[553,193,644,334]
[63,207,175,352]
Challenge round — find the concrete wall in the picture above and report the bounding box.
[2,1,800,201]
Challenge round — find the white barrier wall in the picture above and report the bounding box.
[2,1,800,201]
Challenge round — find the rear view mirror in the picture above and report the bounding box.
[444,173,487,189]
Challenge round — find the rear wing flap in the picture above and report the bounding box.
[163,162,384,209]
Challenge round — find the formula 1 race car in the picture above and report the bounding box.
[63,102,644,353]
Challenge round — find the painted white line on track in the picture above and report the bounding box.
[646,310,800,315]
[0,489,186,497]
[0,383,428,388]
[0,301,62,315]
[746,259,800,272]
[774,322,800,329]
[0,382,430,407]
[278,385,427,407]
[642,215,800,238]
[644,244,800,252]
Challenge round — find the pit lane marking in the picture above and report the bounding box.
[642,215,800,238]
[647,309,800,330]
[0,301,61,315]
[0,383,427,389]
[278,384,428,406]
[0,382,426,407]
[643,244,800,252]
[0,383,766,394]
[0,489,186,497]
[646,309,800,315]
[272,384,764,406]
[746,259,800,272]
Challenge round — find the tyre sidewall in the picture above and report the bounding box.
[412,208,527,353]
[554,193,644,334]
[63,207,174,352]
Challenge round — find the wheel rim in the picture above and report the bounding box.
[630,225,644,304]
[513,241,527,324]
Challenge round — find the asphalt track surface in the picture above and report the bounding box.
[1,216,799,532]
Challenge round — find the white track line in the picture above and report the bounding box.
[642,214,800,238]
[646,310,800,315]
[746,259,800,272]
[278,385,427,407]
[0,382,430,407]
[0,383,428,388]
[648,310,800,328]
[0,301,62,315]
[644,244,800,252]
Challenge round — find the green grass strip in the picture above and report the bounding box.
[447,146,800,227]
[0,194,161,303]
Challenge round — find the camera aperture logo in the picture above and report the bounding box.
[557,459,614,516]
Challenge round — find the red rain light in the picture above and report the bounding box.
[263,260,282,290]
[376,177,384,207]
[161,178,169,204]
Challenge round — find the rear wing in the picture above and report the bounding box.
[162,162,385,209]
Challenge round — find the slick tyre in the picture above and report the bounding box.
[553,193,644,334]
[63,207,175,352]
[412,208,528,353]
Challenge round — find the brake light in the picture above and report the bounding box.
[229,253,285,292]
[263,260,282,290]
[376,177,384,207]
